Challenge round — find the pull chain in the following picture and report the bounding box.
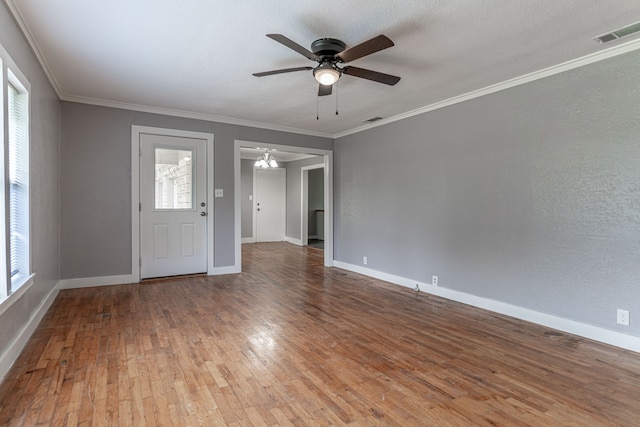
[335,81,339,116]
[316,95,319,120]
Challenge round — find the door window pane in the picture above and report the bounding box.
[154,148,194,209]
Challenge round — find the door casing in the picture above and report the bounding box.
[301,164,324,246]
[234,139,334,271]
[131,125,214,282]
[139,134,207,279]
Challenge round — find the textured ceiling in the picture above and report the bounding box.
[7,0,640,137]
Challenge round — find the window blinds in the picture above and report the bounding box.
[8,82,28,282]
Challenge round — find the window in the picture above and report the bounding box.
[154,148,194,209]
[8,77,29,291]
[0,44,31,301]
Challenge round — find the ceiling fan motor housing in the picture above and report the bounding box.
[311,38,347,60]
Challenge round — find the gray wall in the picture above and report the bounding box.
[60,102,332,278]
[308,168,324,237]
[334,49,640,337]
[0,3,60,362]
[241,159,255,238]
[285,157,324,240]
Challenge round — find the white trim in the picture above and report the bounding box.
[233,144,243,273]
[58,274,134,290]
[4,1,63,97]
[0,274,35,317]
[5,0,329,139]
[334,38,640,139]
[131,126,214,282]
[333,261,640,353]
[206,130,215,275]
[0,283,58,381]
[64,95,332,139]
[301,164,324,247]
[284,236,302,246]
[212,265,241,275]
[234,140,334,271]
[323,153,334,267]
[18,36,640,142]
[251,166,257,241]
[7,0,640,142]
[241,237,256,244]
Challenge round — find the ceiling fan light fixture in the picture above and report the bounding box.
[314,64,340,86]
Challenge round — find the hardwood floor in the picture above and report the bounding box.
[1,242,639,426]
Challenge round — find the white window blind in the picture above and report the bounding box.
[7,81,29,289]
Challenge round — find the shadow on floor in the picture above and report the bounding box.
[308,239,324,250]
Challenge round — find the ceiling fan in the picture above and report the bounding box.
[253,34,401,96]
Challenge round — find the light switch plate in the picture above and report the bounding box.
[215,189,224,197]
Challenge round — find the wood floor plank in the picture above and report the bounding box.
[1,242,640,426]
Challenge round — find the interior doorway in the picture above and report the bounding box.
[301,164,324,249]
[235,140,333,271]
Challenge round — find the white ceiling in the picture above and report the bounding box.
[7,0,640,137]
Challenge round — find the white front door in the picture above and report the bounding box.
[140,134,207,279]
[255,168,286,242]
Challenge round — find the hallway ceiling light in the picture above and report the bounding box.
[255,150,278,168]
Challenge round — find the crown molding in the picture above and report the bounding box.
[60,94,334,139]
[333,37,640,139]
[8,0,640,141]
[4,0,63,97]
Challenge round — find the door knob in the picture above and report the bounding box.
[200,212,207,216]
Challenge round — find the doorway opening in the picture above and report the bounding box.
[301,164,325,250]
[234,140,333,271]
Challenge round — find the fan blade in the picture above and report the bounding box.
[253,66,313,77]
[266,34,319,61]
[342,66,401,86]
[318,84,332,96]
[337,35,394,63]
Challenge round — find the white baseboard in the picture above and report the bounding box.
[59,267,242,288]
[0,284,59,381]
[211,265,241,275]
[58,274,134,289]
[241,237,256,244]
[284,236,302,246]
[333,261,640,353]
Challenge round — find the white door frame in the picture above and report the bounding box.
[234,140,334,270]
[131,125,215,282]
[301,164,324,246]
[253,167,286,242]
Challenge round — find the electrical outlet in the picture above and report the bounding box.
[363,256,367,265]
[617,309,630,326]
[432,275,438,286]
